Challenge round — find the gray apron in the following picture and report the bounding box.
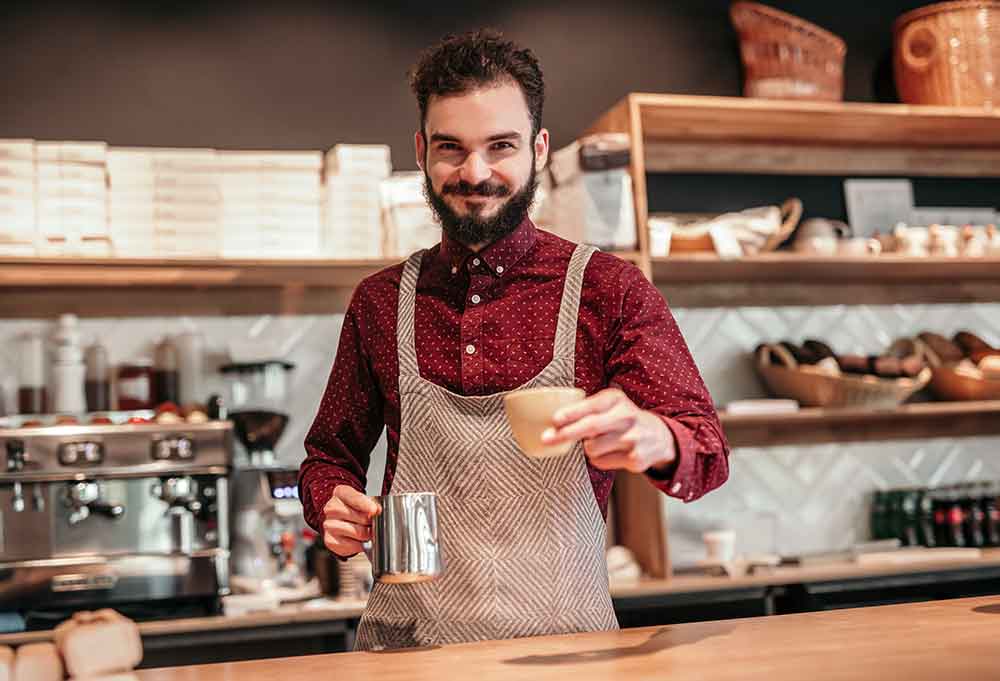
[354,243,618,650]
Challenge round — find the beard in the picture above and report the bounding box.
[424,162,538,248]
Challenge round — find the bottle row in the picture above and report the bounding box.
[871,483,1000,549]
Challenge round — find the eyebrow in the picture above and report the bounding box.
[428,131,523,144]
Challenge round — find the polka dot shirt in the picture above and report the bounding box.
[299,219,730,533]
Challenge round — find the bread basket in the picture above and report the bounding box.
[731,1,847,101]
[929,367,1000,400]
[756,344,931,408]
[893,1,1000,108]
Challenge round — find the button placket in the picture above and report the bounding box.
[460,269,489,394]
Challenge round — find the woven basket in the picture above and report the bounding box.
[929,367,1000,400]
[893,1,1000,108]
[730,1,847,101]
[755,344,931,408]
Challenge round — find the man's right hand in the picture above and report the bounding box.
[322,485,381,558]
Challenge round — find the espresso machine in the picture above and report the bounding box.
[222,361,307,590]
[0,416,233,625]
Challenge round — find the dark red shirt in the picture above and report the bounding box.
[299,220,729,533]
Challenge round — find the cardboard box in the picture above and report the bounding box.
[0,139,35,161]
[36,141,107,164]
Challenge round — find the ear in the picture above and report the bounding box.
[533,128,550,172]
[415,130,426,171]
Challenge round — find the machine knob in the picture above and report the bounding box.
[6,440,29,473]
[11,482,25,513]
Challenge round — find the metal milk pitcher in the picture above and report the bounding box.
[364,492,444,584]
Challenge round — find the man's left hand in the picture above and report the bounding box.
[540,388,676,474]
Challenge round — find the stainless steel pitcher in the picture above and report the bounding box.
[364,492,444,584]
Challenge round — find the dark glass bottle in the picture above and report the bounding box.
[871,490,888,540]
[978,482,999,548]
[960,483,985,548]
[946,487,967,548]
[900,488,920,547]
[917,488,936,548]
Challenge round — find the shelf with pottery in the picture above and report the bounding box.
[584,93,1000,307]
[650,254,1000,307]
[0,250,646,318]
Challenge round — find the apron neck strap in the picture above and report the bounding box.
[554,244,598,360]
[396,244,598,377]
[397,250,425,378]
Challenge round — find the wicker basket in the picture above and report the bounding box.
[929,367,1000,400]
[893,1,1000,108]
[755,344,931,408]
[730,1,847,101]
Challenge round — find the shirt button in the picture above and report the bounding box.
[472,258,481,266]
[496,265,504,274]
[465,344,476,355]
[670,482,682,494]
[471,294,481,304]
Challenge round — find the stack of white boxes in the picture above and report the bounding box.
[322,145,391,259]
[219,151,323,259]
[0,139,37,256]
[107,147,220,258]
[35,141,109,256]
[380,171,440,258]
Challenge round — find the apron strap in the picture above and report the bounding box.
[553,244,598,361]
[397,250,425,378]
[397,244,597,377]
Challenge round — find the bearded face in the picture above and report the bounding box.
[415,82,549,249]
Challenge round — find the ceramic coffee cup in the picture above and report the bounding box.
[503,386,585,458]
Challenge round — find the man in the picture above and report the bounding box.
[299,30,729,651]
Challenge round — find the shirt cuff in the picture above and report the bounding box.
[644,415,698,501]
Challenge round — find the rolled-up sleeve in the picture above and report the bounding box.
[605,265,730,502]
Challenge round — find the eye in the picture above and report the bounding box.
[491,141,515,151]
[436,142,462,152]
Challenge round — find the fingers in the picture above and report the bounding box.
[544,404,636,444]
[583,427,635,458]
[586,449,647,473]
[551,388,626,428]
[324,518,371,542]
[324,485,380,525]
[324,532,365,558]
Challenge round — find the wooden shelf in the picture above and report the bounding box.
[589,93,1000,177]
[0,251,647,318]
[652,254,1000,307]
[0,257,397,317]
[721,401,1000,448]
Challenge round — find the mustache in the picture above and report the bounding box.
[441,180,511,198]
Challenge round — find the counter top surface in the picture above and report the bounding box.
[135,596,1000,680]
[3,549,999,647]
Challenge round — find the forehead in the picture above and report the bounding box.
[424,82,532,139]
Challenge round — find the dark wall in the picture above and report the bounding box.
[1,0,932,171]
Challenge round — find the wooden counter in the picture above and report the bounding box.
[134,596,1000,680]
[612,547,1000,598]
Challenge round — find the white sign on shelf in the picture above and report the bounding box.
[844,179,914,237]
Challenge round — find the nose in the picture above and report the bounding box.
[458,151,491,186]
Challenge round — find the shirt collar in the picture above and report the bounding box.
[437,217,538,276]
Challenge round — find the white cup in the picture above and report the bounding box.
[703,529,737,563]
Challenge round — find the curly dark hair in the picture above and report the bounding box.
[409,29,545,139]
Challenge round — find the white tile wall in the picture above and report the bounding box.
[666,302,1000,566]
[2,301,998,564]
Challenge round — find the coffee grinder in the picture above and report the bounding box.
[222,361,305,590]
